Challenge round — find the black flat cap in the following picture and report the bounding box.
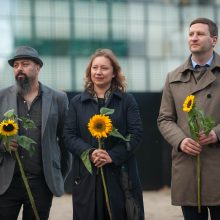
[8,46,43,67]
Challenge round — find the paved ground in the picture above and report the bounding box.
[18,187,184,220]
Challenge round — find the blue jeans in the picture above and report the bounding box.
[0,173,53,220]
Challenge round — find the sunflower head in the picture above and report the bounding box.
[0,119,19,137]
[183,95,195,112]
[88,114,113,139]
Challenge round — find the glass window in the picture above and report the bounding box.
[147,23,163,57]
[13,0,31,38]
[0,62,14,88]
[0,1,219,93]
[112,2,145,41]
[14,19,32,39]
[35,1,52,38]
[128,57,146,91]
[53,1,70,38]
[182,5,214,23]
[0,2,11,16]
[39,56,72,90]
[39,56,53,87]
[36,19,53,38]
[149,58,182,91]
[74,2,108,39]
[112,3,128,40]
[120,57,146,91]
[35,1,52,18]
[0,19,13,56]
[75,57,88,91]
[127,3,145,41]
[54,56,72,90]
[54,20,70,39]
[14,0,31,17]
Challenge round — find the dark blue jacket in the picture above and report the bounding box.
[64,90,144,220]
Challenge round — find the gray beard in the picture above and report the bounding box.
[16,75,33,96]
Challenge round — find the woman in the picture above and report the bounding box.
[64,49,144,220]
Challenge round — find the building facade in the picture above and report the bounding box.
[0,0,220,92]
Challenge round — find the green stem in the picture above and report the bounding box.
[197,154,201,213]
[98,139,112,220]
[100,167,112,220]
[15,151,40,220]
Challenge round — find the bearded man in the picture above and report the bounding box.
[0,46,72,220]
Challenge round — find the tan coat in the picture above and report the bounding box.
[158,52,220,206]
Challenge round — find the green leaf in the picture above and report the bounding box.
[203,116,215,135]
[188,114,199,141]
[17,136,36,157]
[187,104,216,141]
[1,136,13,154]
[19,117,36,129]
[3,109,16,119]
[100,107,114,115]
[110,127,130,142]
[80,149,93,174]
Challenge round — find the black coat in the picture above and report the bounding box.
[64,90,144,220]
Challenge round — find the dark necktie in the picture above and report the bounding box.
[195,64,209,69]
[193,64,209,82]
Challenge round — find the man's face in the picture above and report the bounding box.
[188,23,217,55]
[13,59,40,95]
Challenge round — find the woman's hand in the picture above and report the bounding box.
[91,149,112,167]
[9,139,19,151]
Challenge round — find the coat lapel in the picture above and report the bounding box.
[6,86,17,114]
[41,84,52,137]
[192,69,216,94]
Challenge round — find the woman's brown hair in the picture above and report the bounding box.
[84,48,127,94]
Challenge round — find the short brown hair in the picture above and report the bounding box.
[190,17,218,37]
[84,48,127,94]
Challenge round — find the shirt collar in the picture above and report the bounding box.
[191,54,214,69]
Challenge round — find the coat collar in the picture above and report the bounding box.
[170,52,220,93]
[80,89,123,102]
[4,85,18,115]
[4,83,52,137]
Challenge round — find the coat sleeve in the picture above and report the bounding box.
[157,73,187,151]
[108,93,143,166]
[57,92,72,180]
[63,97,92,157]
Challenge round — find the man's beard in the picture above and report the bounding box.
[16,73,34,96]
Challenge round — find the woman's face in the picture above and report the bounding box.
[90,56,115,91]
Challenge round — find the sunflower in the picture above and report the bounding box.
[88,114,113,139]
[183,95,195,112]
[0,119,19,137]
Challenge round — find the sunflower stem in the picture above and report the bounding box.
[14,151,40,220]
[98,138,112,220]
[197,154,201,213]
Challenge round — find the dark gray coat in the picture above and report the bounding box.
[0,84,72,196]
[64,90,144,220]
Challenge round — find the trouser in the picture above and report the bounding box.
[182,206,220,220]
[0,173,53,220]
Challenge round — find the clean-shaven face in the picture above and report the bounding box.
[188,23,217,55]
[90,56,115,90]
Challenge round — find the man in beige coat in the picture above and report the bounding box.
[158,18,220,220]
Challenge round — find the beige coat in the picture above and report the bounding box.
[158,52,220,206]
